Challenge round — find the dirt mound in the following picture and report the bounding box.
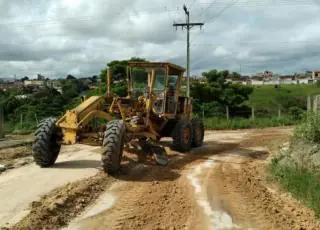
[0,146,32,172]
[0,146,31,162]
[10,172,114,230]
[241,165,320,230]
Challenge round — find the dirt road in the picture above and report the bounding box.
[2,127,320,230]
[0,144,102,228]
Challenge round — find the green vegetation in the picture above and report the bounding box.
[204,116,296,130]
[0,76,93,134]
[3,58,318,134]
[248,84,320,115]
[191,69,253,117]
[269,162,320,217]
[269,112,320,217]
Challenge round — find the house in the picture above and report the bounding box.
[263,70,273,79]
[0,80,24,90]
[297,79,311,84]
[279,75,297,85]
[24,80,47,87]
[263,80,280,85]
[312,70,320,81]
[248,79,264,86]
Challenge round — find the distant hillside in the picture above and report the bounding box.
[248,84,320,115]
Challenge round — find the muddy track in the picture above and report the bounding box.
[65,141,240,230]
[10,173,114,230]
[3,128,320,230]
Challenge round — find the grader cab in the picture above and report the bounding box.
[32,62,204,173]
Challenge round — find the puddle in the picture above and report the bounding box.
[80,192,117,219]
[187,157,240,230]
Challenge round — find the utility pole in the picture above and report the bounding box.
[173,4,204,98]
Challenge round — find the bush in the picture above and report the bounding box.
[294,112,320,144]
[288,106,305,120]
[269,112,320,217]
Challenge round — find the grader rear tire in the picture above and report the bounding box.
[191,118,204,147]
[171,120,193,152]
[32,118,61,167]
[101,120,125,174]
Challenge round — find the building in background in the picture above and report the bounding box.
[312,70,320,82]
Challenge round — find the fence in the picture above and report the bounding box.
[199,95,320,121]
[2,111,39,135]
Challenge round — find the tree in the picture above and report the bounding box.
[191,69,253,117]
[20,76,29,81]
[100,57,146,82]
[231,72,241,80]
[66,75,76,80]
[91,75,98,83]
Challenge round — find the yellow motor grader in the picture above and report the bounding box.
[32,62,204,173]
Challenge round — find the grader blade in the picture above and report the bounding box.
[153,152,169,166]
[138,139,168,166]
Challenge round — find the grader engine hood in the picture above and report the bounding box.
[56,96,112,144]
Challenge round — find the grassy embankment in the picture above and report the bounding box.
[204,84,320,129]
[269,112,320,217]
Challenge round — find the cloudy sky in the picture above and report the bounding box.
[0,0,320,78]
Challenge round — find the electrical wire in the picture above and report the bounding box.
[189,0,197,9]
[197,0,218,18]
[205,0,240,23]
[198,0,315,6]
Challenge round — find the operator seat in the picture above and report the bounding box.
[166,86,176,113]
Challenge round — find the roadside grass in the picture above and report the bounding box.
[4,120,37,135]
[249,84,320,111]
[269,112,320,217]
[269,159,320,217]
[204,116,297,130]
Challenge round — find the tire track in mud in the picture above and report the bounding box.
[72,164,194,230]
[187,130,320,230]
[63,133,242,230]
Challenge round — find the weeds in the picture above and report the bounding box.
[269,112,320,217]
[269,162,320,217]
[204,116,297,130]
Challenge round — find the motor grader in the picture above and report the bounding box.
[32,61,204,173]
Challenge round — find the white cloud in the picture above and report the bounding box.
[0,0,320,78]
[213,46,231,57]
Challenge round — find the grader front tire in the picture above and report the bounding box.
[171,120,193,152]
[191,118,204,147]
[101,120,125,174]
[32,118,61,167]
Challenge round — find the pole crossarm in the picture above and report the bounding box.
[173,23,204,28]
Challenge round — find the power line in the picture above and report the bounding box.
[192,40,317,46]
[189,0,197,9]
[205,0,240,23]
[198,0,316,5]
[197,0,218,18]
